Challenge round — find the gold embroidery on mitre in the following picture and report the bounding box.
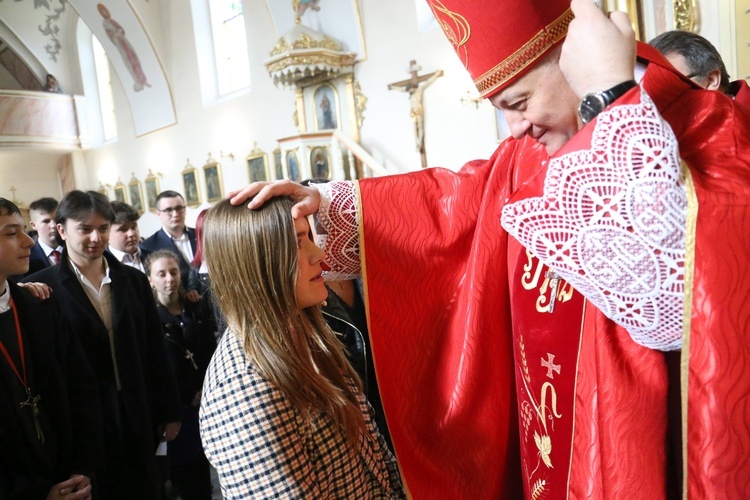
[475,9,573,97]
[428,0,471,66]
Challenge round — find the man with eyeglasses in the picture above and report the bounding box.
[141,191,200,302]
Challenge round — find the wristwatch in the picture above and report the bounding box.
[578,80,638,124]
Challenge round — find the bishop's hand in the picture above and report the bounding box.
[561,0,636,98]
[228,180,321,219]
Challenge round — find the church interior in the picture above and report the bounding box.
[0,0,747,235]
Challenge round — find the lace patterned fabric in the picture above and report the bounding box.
[501,89,685,351]
[313,181,362,280]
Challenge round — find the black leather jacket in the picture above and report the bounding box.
[322,286,392,450]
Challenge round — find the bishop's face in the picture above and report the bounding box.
[489,60,582,156]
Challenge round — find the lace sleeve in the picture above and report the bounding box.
[311,181,361,280]
[501,89,686,351]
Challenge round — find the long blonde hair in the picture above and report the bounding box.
[203,198,366,445]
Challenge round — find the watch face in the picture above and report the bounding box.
[578,93,607,124]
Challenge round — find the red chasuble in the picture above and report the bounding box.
[357,45,750,499]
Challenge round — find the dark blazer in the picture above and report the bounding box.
[140,227,197,288]
[28,241,53,276]
[0,282,103,499]
[24,251,182,484]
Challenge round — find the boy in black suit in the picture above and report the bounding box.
[26,191,182,499]
[0,197,102,499]
[108,201,149,273]
[26,197,63,277]
[140,191,200,301]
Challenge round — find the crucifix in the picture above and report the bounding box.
[20,387,45,442]
[388,60,444,169]
[9,186,18,202]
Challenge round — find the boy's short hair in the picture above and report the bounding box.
[29,197,58,215]
[56,191,114,227]
[155,190,184,207]
[110,201,140,225]
[0,198,21,217]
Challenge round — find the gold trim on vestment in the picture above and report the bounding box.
[565,299,587,499]
[475,9,573,97]
[680,161,698,500]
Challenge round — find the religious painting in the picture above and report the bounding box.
[182,162,201,207]
[203,160,224,203]
[273,149,284,180]
[68,0,176,136]
[246,152,269,183]
[97,182,110,199]
[144,170,160,213]
[286,150,301,181]
[309,146,331,180]
[312,83,340,131]
[113,180,127,203]
[128,174,144,214]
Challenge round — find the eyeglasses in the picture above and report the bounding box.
[158,206,186,214]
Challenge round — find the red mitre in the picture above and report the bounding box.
[426,0,573,97]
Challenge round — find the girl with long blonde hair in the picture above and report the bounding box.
[199,197,403,499]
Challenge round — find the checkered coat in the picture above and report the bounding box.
[200,330,405,499]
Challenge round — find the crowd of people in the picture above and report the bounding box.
[2,0,748,498]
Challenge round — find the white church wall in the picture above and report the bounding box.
[0,150,63,205]
[79,0,501,237]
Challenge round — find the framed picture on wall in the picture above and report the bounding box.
[182,161,201,207]
[97,182,110,199]
[286,149,301,181]
[114,179,127,203]
[312,83,340,131]
[309,146,331,180]
[144,169,161,213]
[273,149,283,180]
[246,151,269,183]
[128,174,145,214]
[202,157,224,203]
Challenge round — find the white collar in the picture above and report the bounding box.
[68,257,112,288]
[108,246,140,263]
[0,282,10,314]
[163,227,187,241]
[37,239,63,257]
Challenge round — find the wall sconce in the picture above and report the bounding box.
[460,90,482,109]
[220,150,235,162]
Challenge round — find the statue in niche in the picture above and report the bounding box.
[98,3,151,92]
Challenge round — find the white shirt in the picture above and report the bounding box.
[163,227,194,264]
[0,282,9,314]
[68,258,121,390]
[108,246,145,273]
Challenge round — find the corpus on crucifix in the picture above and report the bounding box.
[388,60,443,168]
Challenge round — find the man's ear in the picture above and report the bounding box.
[704,69,722,91]
[56,223,67,241]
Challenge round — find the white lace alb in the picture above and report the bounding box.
[313,181,361,281]
[501,89,685,351]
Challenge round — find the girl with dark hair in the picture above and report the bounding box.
[145,249,216,500]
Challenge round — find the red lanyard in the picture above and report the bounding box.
[0,298,28,389]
